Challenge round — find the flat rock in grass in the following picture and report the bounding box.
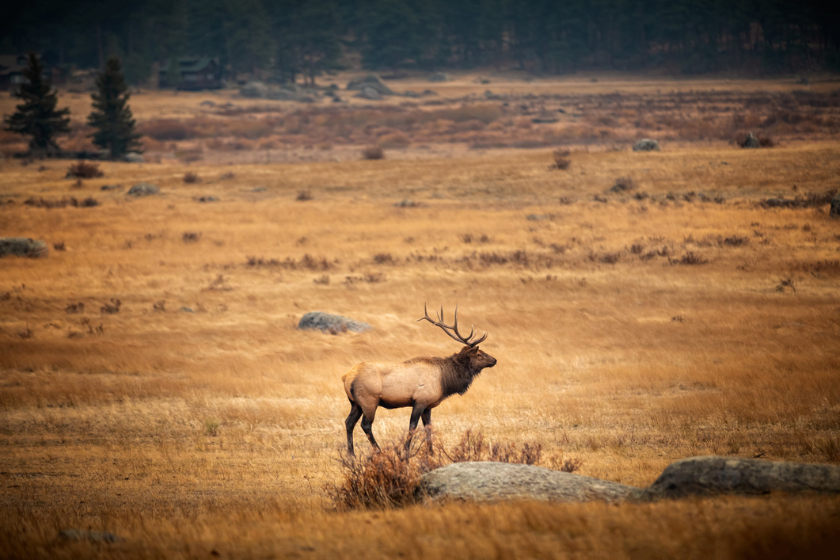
[0,237,48,258]
[355,86,382,101]
[128,183,159,197]
[122,152,145,163]
[633,138,660,151]
[347,74,393,95]
[417,462,641,503]
[644,456,840,499]
[298,311,371,333]
[59,529,122,543]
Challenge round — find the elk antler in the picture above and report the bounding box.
[418,303,488,347]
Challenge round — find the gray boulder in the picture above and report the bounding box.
[830,192,840,219]
[429,72,449,82]
[742,132,760,148]
[633,138,660,152]
[355,86,383,101]
[347,74,393,95]
[127,183,160,197]
[644,456,840,499]
[122,152,145,163]
[417,462,640,504]
[298,311,372,333]
[0,237,49,258]
[240,81,269,98]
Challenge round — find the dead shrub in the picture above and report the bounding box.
[53,241,66,251]
[183,172,200,184]
[672,252,708,265]
[100,298,121,314]
[296,190,313,201]
[551,148,571,170]
[610,176,636,193]
[373,253,394,265]
[66,161,103,179]
[182,232,201,243]
[362,146,384,160]
[65,302,84,313]
[723,236,749,247]
[245,255,334,271]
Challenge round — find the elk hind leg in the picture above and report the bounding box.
[406,404,425,453]
[360,413,380,452]
[421,408,433,450]
[345,402,363,455]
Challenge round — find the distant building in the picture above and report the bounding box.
[159,57,222,90]
[0,54,66,91]
[0,54,28,90]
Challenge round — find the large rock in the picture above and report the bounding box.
[742,132,760,148]
[0,237,49,258]
[831,193,840,219]
[122,152,145,163]
[127,183,160,197]
[355,86,382,101]
[633,138,660,152]
[240,81,269,98]
[644,456,840,499]
[298,312,371,333]
[347,74,393,95]
[417,462,640,503]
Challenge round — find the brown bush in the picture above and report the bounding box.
[362,146,384,160]
[610,176,636,193]
[183,172,200,184]
[66,161,103,179]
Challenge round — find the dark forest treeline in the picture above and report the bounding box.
[3,0,839,85]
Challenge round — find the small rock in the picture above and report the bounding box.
[0,237,49,258]
[429,72,449,82]
[200,100,216,107]
[394,199,419,208]
[633,139,660,152]
[644,456,840,499]
[179,307,195,313]
[830,193,840,219]
[742,132,760,148]
[417,462,640,503]
[196,196,219,203]
[128,183,160,197]
[240,81,269,98]
[298,311,371,333]
[122,152,145,163]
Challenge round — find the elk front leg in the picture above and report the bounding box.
[406,404,425,453]
[421,408,432,450]
[345,402,363,455]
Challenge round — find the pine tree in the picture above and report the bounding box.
[88,56,142,158]
[3,52,71,153]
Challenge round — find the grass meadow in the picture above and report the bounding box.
[1,77,840,557]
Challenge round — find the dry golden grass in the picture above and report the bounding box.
[1,91,840,557]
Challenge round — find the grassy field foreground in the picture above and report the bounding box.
[1,142,839,557]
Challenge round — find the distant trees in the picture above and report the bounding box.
[3,0,840,80]
[2,53,71,153]
[87,56,142,158]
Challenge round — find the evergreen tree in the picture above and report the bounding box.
[3,52,71,153]
[87,56,142,158]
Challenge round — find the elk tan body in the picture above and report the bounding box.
[342,306,497,455]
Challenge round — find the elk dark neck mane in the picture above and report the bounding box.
[444,347,482,396]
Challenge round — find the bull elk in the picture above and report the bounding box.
[342,304,497,455]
